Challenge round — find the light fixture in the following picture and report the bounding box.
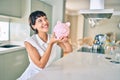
[79,0,114,19]
[89,18,103,28]
[79,0,114,28]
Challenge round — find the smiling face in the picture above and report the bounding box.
[29,11,49,34]
[33,16,49,33]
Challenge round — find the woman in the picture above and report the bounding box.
[18,10,73,80]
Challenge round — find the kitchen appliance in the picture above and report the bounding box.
[94,34,106,45]
[79,0,113,19]
[92,34,106,53]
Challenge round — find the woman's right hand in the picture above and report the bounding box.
[49,33,59,45]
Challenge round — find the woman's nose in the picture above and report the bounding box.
[42,20,47,24]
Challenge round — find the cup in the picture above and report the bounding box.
[105,46,115,59]
[110,47,120,64]
[114,48,120,63]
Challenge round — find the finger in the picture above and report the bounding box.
[51,32,55,36]
[59,36,63,40]
[51,32,56,38]
[64,36,68,38]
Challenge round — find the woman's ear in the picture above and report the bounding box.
[32,25,37,30]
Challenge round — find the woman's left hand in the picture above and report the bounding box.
[57,36,73,56]
[59,36,69,43]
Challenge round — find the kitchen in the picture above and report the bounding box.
[65,0,120,47]
[0,0,120,80]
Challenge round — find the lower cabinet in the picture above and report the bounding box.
[0,49,29,80]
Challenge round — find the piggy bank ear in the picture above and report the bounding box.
[65,22,70,27]
[57,21,61,24]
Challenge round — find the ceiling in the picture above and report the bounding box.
[66,0,120,13]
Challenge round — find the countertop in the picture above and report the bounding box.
[0,41,25,54]
[30,51,120,80]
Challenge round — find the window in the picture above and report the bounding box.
[0,21,9,41]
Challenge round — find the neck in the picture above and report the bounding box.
[38,32,47,42]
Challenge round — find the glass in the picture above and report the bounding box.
[105,46,115,56]
[114,47,120,63]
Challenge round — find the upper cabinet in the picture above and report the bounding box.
[0,0,22,18]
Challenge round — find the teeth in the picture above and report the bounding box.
[44,26,48,28]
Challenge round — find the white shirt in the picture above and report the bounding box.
[17,34,62,80]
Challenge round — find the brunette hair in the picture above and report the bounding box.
[29,10,46,34]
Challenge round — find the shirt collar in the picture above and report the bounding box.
[35,34,50,46]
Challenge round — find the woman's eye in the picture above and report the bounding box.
[43,18,47,22]
[45,17,48,20]
[38,19,42,22]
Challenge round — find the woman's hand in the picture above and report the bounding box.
[59,36,69,43]
[49,33,59,45]
[57,36,73,56]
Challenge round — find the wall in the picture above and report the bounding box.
[84,15,120,41]
[77,15,84,40]
[42,0,65,31]
[65,15,78,43]
[65,14,84,45]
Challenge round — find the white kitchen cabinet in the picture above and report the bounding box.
[0,0,22,18]
[0,55,4,80]
[0,48,29,80]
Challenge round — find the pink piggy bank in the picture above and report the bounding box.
[53,21,70,39]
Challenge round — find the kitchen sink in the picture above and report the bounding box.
[0,44,20,48]
[77,47,104,54]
